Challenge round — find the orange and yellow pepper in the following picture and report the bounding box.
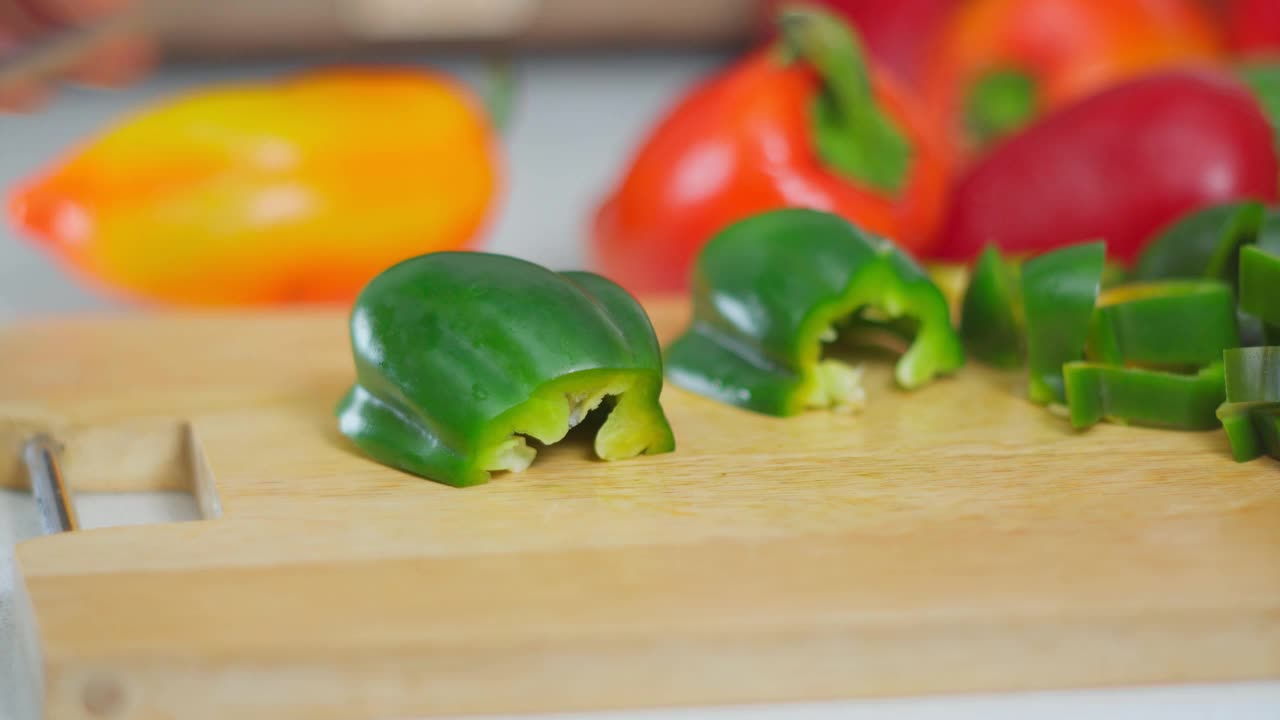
[8,66,501,306]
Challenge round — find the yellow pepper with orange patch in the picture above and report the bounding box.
[8,66,501,306]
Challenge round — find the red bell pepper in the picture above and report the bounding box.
[932,69,1278,267]
[756,0,961,88]
[922,0,1222,158]
[590,6,950,294]
[1224,0,1280,57]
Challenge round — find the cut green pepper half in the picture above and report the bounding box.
[1063,361,1225,431]
[1021,241,1107,405]
[337,252,675,487]
[1085,280,1239,369]
[961,245,1024,368]
[664,208,964,417]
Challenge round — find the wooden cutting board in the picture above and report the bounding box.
[3,298,1279,720]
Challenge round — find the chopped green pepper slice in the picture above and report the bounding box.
[1132,201,1277,345]
[1133,201,1266,283]
[1021,241,1107,405]
[1064,361,1226,431]
[336,252,675,487]
[1216,347,1280,462]
[1223,346,1280,404]
[664,208,964,417]
[1239,245,1280,344]
[961,245,1024,368]
[1085,280,1239,369]
[1217,401,1280,462]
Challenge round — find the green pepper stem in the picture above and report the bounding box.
[777,5,911,194]
[964,68,1038,148]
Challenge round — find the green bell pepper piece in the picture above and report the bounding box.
[664,208,963,417]
[1085,280,1239,369]
[1021,242,1107,405]
[1239,245,1280,344]
[1133,201,1266,283]
[1063,361,1226,431]
[1223,346,1280,404]
[961,245,1024,368]
[1217,401,1280,462]
[1216,347,1280,462]
[1132,201,1277,345]
[336,251,675,487]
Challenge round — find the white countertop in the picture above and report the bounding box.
[2,52,1277,719]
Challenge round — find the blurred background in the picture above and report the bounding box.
[0,0,1276,314]
[0,1,766,315]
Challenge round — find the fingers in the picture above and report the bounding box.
[0,27,49,110]
[64,27,153,88]
[0,76,51,110]
[0,0,152,112]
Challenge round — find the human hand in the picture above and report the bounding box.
[0,0,152,111]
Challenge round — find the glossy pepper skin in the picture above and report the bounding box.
[1239,245,1280,343]
[1133,201,1267,284]
[922,0,1221,156]
[1217,347,1280,462]
[1238,62,1280,168]
[932,70,1279,267]
[1134,201,1278,345]
[1086,280,1240,369]
[591,7,950,295]
[664,208,963,418]
[9,67,500,306]
[337,252,675,487]
[960,245,1023,368]
[1065,361,1226,431]
[1224,0,1280,57]
[1021,242,1106,406]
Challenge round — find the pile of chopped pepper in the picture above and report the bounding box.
[958,197,1280,462]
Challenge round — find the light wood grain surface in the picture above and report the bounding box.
[2,299,1278,720]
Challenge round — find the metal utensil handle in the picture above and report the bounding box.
[22,434,79,534]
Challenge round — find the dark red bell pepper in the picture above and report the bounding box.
[1224,0,1280,57]
[931,69,1279,267]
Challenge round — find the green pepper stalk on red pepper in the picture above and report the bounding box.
[664,208,963,418]
[337,252,675,487]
